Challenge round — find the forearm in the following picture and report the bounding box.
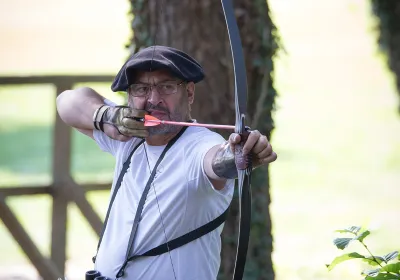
[205,142,237,180]
[56,87,105,130]
[204,143,236,190]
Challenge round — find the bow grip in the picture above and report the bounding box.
[234,127,251,170]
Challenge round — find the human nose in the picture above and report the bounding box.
[147,85,162,105]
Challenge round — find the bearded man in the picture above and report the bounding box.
[56,45,277,280]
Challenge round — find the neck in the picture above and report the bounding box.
[145,129,182,146]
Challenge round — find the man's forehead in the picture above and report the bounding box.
[133,69,177,82]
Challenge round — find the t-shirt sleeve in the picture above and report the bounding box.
[93,130,124,156]
[185,130,234,194]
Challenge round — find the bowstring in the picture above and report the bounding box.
[146,0,178,279]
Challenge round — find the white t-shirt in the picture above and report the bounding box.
[93,126,234,280]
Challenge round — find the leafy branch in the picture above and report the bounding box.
[326,226,400,279]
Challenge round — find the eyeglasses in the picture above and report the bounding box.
[128,81,186,97]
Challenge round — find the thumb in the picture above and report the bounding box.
[229,133,241,144]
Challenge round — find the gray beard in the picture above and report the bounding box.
[147,112,187,135]
[148,123,181,135]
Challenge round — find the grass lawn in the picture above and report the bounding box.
[1,0,399,279]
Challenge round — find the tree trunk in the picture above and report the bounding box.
[371,0,400,113]
[128,1,279,279]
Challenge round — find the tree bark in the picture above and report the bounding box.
[371,0,400,113]
[128,1,279,279]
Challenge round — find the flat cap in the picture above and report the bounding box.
[111,45,205,92]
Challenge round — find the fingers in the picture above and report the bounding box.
[258,151,277,165]
[122,117,146,129]
[122,107,147,118]
[120,118,148,139]
[230,130,263,155]
[112,107,148,138]
[118,126,149,138]
[103,120,148,140]
[228,133,240,152]
[229,133,241,144]
[242,130,261,155]
[253,136,272,157]
[229,130,277,166]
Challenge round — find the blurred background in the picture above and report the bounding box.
[0,0,399,279]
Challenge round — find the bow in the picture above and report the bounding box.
[220,0,252,279]
[147,1,252,279]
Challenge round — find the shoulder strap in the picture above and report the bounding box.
[123,126,189,261]
[130,207,228,260]
[93,139,145,263]
[116,126,189,278]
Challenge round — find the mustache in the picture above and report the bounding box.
[145,104,169,113]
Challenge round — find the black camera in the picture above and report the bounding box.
[85,270,112,280]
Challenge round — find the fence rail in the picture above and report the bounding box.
[0,75,114,280]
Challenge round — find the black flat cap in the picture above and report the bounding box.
[111,45,205,92]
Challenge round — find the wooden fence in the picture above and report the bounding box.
[0,75,114,280]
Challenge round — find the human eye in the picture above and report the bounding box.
[132,84,149,95]
[158,83,176,93]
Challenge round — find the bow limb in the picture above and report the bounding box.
[220,1,252,280]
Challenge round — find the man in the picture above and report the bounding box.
[56,46,277,280]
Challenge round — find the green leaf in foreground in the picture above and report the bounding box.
[364,263,400,280]
[354,230,371,242]
[383,251,399,263]
[365,274,400,280]
[380,262,400,274]
[336,226,362,234]
[326,252,366,271]
[363,268,381,277]
[362,256,386,266]
[333,237,353,250]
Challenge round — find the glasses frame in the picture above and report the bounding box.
[127,80,187,97]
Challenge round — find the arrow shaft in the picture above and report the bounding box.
[145,119,235,130]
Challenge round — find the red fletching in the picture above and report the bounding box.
[144,115,161,126]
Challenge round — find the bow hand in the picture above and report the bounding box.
[229,130,277,170]
[229,129,251,171]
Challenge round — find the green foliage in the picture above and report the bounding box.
[327,226,400,279]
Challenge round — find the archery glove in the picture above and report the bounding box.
[93,105,148,138]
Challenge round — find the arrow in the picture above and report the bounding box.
[143,114,235,130]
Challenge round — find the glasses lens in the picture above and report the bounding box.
[157,83,178,95]
[129,81,183,96]
[130,84,149,96]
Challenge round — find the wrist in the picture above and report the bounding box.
[93,105,110,131]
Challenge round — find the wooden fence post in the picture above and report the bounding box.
[0,195,62,279]
[51,82,74,276]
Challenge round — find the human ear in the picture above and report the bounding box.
[187,82,195,105]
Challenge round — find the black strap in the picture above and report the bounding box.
[124,126,189,255]
[130,207,228,260]
[115,126,189,278]
[117,207,228,278]
[93,139,145,263]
